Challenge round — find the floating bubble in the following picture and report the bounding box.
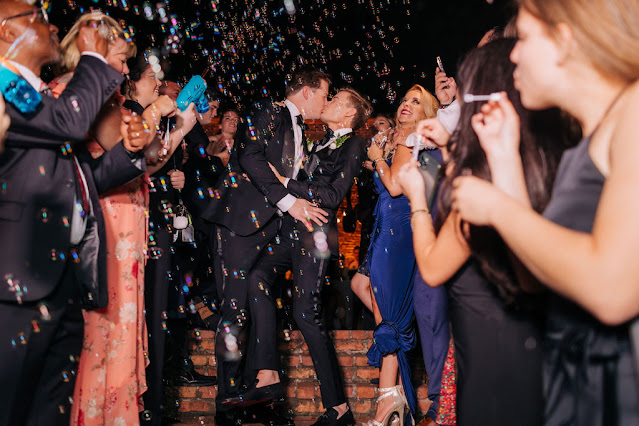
[39,303,51,320]
[141,410,152,421]
[69,96,80,113]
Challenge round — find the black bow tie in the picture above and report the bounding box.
[295,114,307,131]
[320,128,335,145]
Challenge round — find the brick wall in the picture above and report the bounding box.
[178,329,439,420]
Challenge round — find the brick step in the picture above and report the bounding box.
[178,330,433,419]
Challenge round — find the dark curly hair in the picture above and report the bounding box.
[435,38,571,307]
[121,53,151,97]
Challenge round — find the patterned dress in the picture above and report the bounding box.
[50,75,151,425]
[70,152,150,425]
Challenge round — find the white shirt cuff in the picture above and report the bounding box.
[277,194,297,212]
[82,51,108,64]
[284,178,290,188]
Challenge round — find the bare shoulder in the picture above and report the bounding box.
[610,81,639,159]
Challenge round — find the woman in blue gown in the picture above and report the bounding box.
[364,85,439,426]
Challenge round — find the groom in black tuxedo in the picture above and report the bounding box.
[202,70,331,424]
[0,2,148,424]
[227,88,372,425]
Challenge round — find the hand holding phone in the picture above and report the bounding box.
[436,56,445,74]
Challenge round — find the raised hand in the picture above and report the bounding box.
[416,117,450,148]
[367,142,384,161]
[76,21,108,57]
[470,92,521,159]
[396,160,427,207]
[435,67,457,106]
[175,103,197,136]
[121,111,150,152]
[288,198,329,232]
[451,175,504,226]
[154,95,178,117]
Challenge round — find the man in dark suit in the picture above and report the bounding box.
[228,88,373,425]
[0,2,149,424]
[202,70,331,425]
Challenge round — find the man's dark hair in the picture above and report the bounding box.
[285,70,331,96]
[340,87,373,130]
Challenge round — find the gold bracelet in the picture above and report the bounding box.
[410,209,430,220]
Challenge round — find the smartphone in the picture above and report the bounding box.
[417,150,442,210]
[436,56,445,74]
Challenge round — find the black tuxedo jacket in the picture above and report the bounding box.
[287,133,366,254]
[182,123,225,230]
[0,55,143,307]
[202,101,298,236]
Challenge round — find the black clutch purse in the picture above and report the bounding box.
[417,149,442,210]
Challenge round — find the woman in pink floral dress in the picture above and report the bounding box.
[51,13,149,425]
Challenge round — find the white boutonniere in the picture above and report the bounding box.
[330,133,351,150]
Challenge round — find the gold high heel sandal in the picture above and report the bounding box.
[363,385,407,426]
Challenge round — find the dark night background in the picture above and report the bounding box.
[47,0,514,114]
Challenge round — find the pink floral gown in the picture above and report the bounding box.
[70,156,150,425]
[51,76,150,425]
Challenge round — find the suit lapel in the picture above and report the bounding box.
[280,107,296,179]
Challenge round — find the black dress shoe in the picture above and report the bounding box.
[177,368,218,386]
[312,407,356,426]
[223,382,286,406]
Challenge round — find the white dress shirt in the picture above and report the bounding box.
[276,99,305,212]
[436,98,461,134]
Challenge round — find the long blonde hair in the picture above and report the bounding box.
[394,84,439,123]
[518,0,639,83]
[384,85,438,158]
[59,11,136,72]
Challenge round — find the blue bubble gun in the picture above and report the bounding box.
[176,75,209,113]
[0,61,41,114]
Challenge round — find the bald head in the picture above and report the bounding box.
[0,0,59,75]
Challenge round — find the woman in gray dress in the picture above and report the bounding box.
[451,0,639,424]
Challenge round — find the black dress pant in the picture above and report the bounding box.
[142,226,173,424]
[248,216,346,409]
[0,263,83,426]
[214,220,279,410]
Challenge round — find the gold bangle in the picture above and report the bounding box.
[410,209,430,220]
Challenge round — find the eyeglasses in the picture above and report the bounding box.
[1,6,49,30]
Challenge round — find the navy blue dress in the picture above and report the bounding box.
[366,159,418,419]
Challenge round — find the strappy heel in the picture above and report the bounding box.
[363,385,407,426]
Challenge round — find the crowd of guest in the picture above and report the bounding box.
[1,0,639,425]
